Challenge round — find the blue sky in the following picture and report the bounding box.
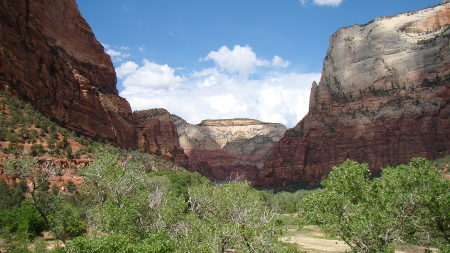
[77,0,442,127]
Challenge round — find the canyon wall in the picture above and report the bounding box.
[260,3,450,187]
[0,0,281,171]
[172,117,286,181]
[0,0,137,148]
[134,109,188,167]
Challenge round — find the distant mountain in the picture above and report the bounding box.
[172,116,286,182]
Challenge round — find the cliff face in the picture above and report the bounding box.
[173,117,286,181]
[261,3,450,187]
[134,109,188,167]
[0,0,137,148]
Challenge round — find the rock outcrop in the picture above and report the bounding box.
[172,117,286,181]
[134,109,188,167]
[260,3,450,187]
[0,0,137,148]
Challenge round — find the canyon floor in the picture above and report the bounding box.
[280,225,439,253]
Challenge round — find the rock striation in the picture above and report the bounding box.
[0,0,137,148]
[172,116,286,181]
[260,3,450,187]
[0,0,210,166]
[134,109,188,167]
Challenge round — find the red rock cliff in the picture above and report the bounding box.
[0,0,137,148]
[260,3,450,187]
[134,109,188,167]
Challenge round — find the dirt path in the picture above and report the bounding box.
[280,226,439,253]
[280,226,350,253]
[280,234,350,253]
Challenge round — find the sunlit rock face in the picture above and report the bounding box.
[0,0,137,148]
[172,116,286,182]
[260,3,450,187]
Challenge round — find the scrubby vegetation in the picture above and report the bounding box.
[1,147,297,252]
[0,91,448,252]
[299,157,449,252]
[0,90,93,159]
[0,92,295,251]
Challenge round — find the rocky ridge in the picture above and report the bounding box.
[172,116,286,181]
[260,3,450,187]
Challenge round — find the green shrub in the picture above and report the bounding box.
[29,144,45,157]
[56,138,69,150]
[3,143,24,155]
[49,131,58,141]
[266,190,313,214]
[48,202,87,242]
[66,233,174,253]
[0,180,26,210]
[0,199,47,241]
[66,180,77,194]
[66,145,73,159]
[300,158,450,252]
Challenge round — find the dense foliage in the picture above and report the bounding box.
[299,158,449,252]
[1,147,297,252]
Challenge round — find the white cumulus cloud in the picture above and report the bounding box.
[117,45,320,127]
[272,55,291,67]
[103,44,131,62]
[116,61,138,78]
[203,45,267,77]
[117,59,182,89]
[202,45,290,78]
[300,0,344,7]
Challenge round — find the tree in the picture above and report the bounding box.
[2,156,66,240]
[80,146,186,237]
[183,181,287,252]
[300,158,449,252]
[48,202,86,242]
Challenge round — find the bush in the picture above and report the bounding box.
[266,190,313,214]
[150,170,210,200]
[29,144,45,157]
[0,199,47,241]
[66,233,174,253]
[0,180,26,210]
[48,202,86,242]
[3,143,24,155]
[300,158,450,252]
[66,145,73,159]
[56,138,69,150]
[183,181,285,252]
[66,180,77,194]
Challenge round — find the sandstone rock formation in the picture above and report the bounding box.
[172,116,286,181]
[0,0,137,148]
[260,3,450,187]
[134,109,188,167]
[0,0,208,166]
